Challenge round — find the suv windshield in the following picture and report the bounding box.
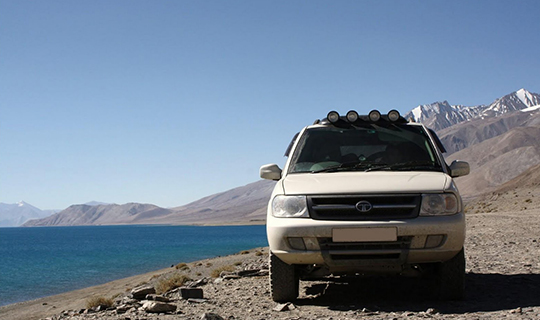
[289,124,442,173]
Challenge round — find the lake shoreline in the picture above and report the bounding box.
[0,246,269,320]
[0,224,268,309]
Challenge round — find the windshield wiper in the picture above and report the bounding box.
[311,162,358,173]
[312,161,442,173]
[365,161,442,172]
[311,161,383,173]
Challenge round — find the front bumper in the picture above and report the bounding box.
[267,212,465,271]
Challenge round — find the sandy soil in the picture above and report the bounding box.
[2,205,540,320]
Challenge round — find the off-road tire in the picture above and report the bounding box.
[436,248,465,300]
[270,251,299,302]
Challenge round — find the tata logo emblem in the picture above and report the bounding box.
[355,200,373,213]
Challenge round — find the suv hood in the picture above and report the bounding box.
[282,172,451,195]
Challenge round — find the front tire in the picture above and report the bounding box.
[436,248,465,300]
[270,251,299,302]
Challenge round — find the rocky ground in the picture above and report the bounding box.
[2,194,540,320]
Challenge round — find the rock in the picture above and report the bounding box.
[187,298,207,303]
[180,287,204,299]
[141,300,177,313]
[237,269,260,277]
[425,308,438,315]
[145,294,170,302]
[131,285,156,300]
[510,307,523,314]
[115,304,131,314]
[164,287,182,296]
[120,296,139,305]
[188,278,208,287]
[237,269,269,277]
[200,312,224,320]
[273,302,295,312]
[219,271,236,278]
[257,269,269,276]
[94,305,108,312]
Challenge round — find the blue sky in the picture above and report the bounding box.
[1,0,539,210]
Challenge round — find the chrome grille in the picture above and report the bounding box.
[307,194,421,220]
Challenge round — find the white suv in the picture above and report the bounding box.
[260,110,470,302]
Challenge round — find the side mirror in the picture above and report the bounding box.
[449,160,470,178]
[260,164,282,181]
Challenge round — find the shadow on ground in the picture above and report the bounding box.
[297,273,540,314]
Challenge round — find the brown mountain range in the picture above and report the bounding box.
[23,90,540,227]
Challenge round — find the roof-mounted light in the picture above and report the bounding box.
[346,110,359,123]
[368,110,381,122]
[327,111,340,123]
[388,109,401,122]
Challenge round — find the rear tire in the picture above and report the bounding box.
[436,248,465,300]
[270,251,299,302]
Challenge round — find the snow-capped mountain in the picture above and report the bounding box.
[482,88,540,117]
[406,101,484,131]
[404,89,540,131]
[0,201,55,227]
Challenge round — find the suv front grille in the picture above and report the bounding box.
[307,194,421,221]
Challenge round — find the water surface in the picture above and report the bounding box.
[0,225,267,306]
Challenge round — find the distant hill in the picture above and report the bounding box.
[446,120,540,197]
[464,162,540,214]
[492,162,540,193]
[158,179,275,225]
[23,180,275,226]
[0,201,55,227]
[23,203,172,226]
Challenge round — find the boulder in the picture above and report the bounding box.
[273,302,295,312]
[180,287,204,299]
[131,285,156,300]
[145,294,170,302]
[238,269,269,277]
[201,312,224,320]
[141,300,177,313]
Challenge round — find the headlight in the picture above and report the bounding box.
[420,194,459,216]
[272,195,309,218]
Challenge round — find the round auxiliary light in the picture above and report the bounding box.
[388,109,401,122]
[368,110,381,122]
[346,110,359,123]
[327,111,340,123]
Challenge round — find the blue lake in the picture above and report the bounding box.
[0,225,268,307]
